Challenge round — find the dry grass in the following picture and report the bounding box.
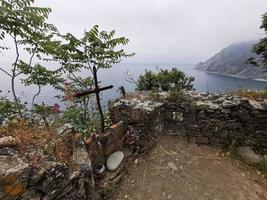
[234,89,267,100]
[0,119,71,166]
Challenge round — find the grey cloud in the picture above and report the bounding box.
[16,0,267,63]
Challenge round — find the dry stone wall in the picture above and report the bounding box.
[110,91,267,155]
[164,92,267,154]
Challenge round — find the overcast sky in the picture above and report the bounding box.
[9,0,267,64]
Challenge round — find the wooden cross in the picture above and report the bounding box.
[73,85,114,98]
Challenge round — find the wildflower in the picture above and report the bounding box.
[51,103,61,113]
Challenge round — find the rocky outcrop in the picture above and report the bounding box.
[195,41,267,80]
[0,125,95,200]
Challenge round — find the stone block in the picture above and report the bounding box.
[110,121,126,142]
[196,137,210,145]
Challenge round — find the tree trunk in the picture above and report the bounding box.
[11,74,22,118]
[93,67,105,133]
[32,84,41,108]
[12,35,22,118]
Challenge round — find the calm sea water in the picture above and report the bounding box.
[1,63,267,106]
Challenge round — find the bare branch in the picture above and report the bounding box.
[125,70,138,85]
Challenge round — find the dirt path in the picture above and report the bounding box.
[112,135,267,200]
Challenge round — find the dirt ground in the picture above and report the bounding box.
[112,135,267,200]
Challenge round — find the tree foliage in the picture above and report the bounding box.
[0,0,60,115]
[253,13,267,68]
[137,68,194,92]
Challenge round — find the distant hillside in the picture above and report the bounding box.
[195,41,267,80]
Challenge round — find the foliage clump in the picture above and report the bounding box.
[136,68,194,92]
[253,13,267,69]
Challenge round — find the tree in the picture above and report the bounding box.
[54,26,134,132]
[0,0,58,116]
[137,68,194,91]
[81,26,134,132]
[253,13,267,68]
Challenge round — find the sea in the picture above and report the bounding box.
[1,63,267,109]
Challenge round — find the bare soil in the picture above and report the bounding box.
[112,135,267,200]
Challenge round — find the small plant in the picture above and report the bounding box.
[33,103,61,127]
[167,89,193,104]
[223,136,241,157]
[102,184,116,199]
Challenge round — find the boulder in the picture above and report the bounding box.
[238,147,263,165]
[106,151,124,171]
[0,148,30,200]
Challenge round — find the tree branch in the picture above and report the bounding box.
[0,67,12,77]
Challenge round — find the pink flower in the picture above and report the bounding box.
[51,103,61,113]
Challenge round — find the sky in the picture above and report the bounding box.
[4,0,267,64]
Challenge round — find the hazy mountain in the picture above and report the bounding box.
[195,41,267,80]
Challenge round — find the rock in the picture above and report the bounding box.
[0,136,19,148]
[262,100,267,109]
[238,147,263,165]
[106,151,124,171]
[72,146,92,172]
[34,161,69,199]
[71,146,94,199]
[167,162,178,171]
[0,149,30,200]
[222,100,237,108]
[55,123,73,135]
[248,100,264,110]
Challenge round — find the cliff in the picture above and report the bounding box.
[195,41,267,80]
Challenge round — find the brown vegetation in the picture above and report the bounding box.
[234,89,267,100]
[0,120,71,166]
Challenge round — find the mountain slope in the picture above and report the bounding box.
[195,41,267,80]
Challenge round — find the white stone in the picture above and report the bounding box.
[168,162,178,171]
[106,151,124,171]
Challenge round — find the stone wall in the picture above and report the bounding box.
[110,95,165,153]
[165,92,267,154]
[110,91,267,155]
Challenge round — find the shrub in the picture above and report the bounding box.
[0,97,25,124]
[137,68,194,91]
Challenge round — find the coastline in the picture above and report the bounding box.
[197,70,267,82]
